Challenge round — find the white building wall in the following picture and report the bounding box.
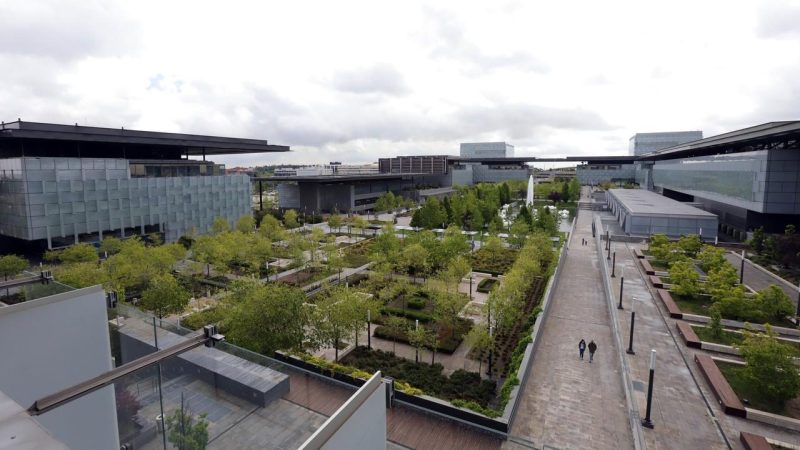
[0,157,251,243]
[0,285,119,450]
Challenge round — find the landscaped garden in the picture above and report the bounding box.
[650,234,796,328]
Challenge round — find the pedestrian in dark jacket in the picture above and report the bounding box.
[578,339,586,360]
[588,340,597,363]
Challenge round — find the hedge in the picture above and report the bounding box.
[382,306,433,322]
[373,325,462,353]
[476,278,498,293]
[181,307,226,331]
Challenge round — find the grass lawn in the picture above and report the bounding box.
[342,240,373,268]
[671,293,715,315]
[717,361,799,417]
[693,326,800,354]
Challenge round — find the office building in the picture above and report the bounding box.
[628,131,703,156]
[606,188,718,239]
[0,121,288,249]
[460,142,515,158]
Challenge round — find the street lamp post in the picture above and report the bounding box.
[739,250,746,285]
[626,297,636,355]
[618,267,625,309]
[469,274,473,301]
[367,310,371,350]
[641,350,657,429]
[607,237,612,260]
[611,251,616,277]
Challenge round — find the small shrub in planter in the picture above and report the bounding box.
[476,278,497,293]
[407,297,426,310]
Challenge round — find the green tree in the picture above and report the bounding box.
[534,206,557,235]
[371,224,400,263]
[560,182,570,203]
[313,286,362,361]
[211,216,230,235]
[235,215,255,233]
[225,280,308,355]
[649,234,670,252]
[165,397,209,450]
[697,245,727,272]
[749,227,765,254]
[709,306,723,339]
[323,242,345,280]
[440,256,471,293]
[351,216,368,236]
[441,225,470,262]
[754,285,794,323]
[141,273,190,318]
[668,260,700,297]
[57,243,99,264]
[385,316,409,354]
[399,243,429,281]
[258,214,287,241]
[327,211,343,234]
[517,205,533,228]
[568,178,581,202]
[677,234,703,257]
[433,290,467,339]
[706,263,739,301]
[509,219,530,249]
[465,326,493,374]
[0,255,28,281]
[739,325,800,406]
[715,286,756,321]
[283,209,300,229]
[192,235,233,277]
[99,237,124,256]
[407,322,428,363]
[53,262,108,289]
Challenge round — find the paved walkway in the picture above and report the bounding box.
[506,208,633,450]
[724,252,798,303]
[612,242,729,450]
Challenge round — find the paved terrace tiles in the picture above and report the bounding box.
[506,208,633,450]
[624,243,800,447]
[610,242,729,449]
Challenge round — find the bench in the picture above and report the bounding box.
[657,289,683,319]
[649,275,664,288]
[694,354,746,417]
[633,248,645,259]
[640,258,655,275]
[739,432,771,450]
[676,322,701,349]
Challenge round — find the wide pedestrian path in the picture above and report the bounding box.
[724,252,797,301]
[611,240,729,450]
[506,207,633,450]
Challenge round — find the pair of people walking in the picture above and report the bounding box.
[578,339,597,362]
[580,238,589,246]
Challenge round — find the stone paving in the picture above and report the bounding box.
[609,241,729,450]
[625,241,800,448]
[724,251,798,303]
[506,207,633,450]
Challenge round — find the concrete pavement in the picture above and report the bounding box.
[724,252,798,306]
[506,208,633,450]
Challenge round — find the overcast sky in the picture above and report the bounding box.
[2,0,799,167]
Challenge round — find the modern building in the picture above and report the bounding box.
[0,121,288,250]
[638,121,800,234]
[460,142,515,158]
[606,188,718,239]
[628,131,703,156]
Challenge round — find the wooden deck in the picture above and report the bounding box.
[282,370,503,449]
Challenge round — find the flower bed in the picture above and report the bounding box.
[373,316,471,353]
[471,247,518,275]
[341,347,495,407]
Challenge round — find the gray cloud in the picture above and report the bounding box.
[756,1,800,39]
[331,64,410,96]
[0,1,141,61]
[425,8,548,74]
[456,103,613,140]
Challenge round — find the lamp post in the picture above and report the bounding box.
[469,274,473,301]
[611,250,616,277]
[367,309,371,350]
[607,237,612,260]
[641,350,657,429]
[626,297,636,355]
[795,281,800,327]
[618,267,625,309]
[739,250,746,285]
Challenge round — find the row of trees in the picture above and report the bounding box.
[658,236,794,323]
[749,224,800,269]
[411,183,519,231]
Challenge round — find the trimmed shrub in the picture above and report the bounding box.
[407,297,426,310]
[382,306,433,322]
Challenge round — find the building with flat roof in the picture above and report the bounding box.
[606,188,718,239]
[460,142,515,158]
[629,131,703,156]
[0,121,288,249]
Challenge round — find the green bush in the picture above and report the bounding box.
[407,297,427,310]
[342,348,495,407]
[181,307,226,331]
[382,306,433,322]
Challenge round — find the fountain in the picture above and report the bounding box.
[526,174,534,206]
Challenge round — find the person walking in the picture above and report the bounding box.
[588,340,597,363]
[578,339,586,360]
